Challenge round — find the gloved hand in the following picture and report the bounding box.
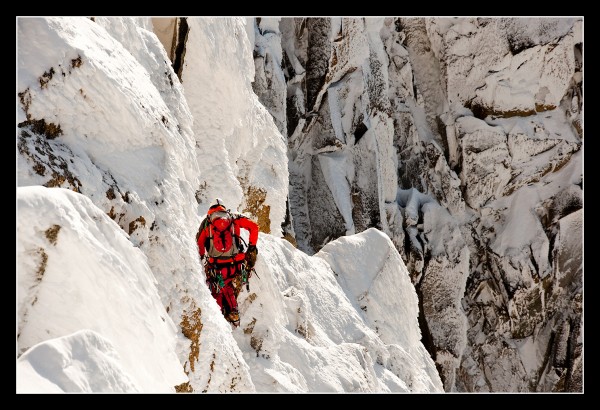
[245,244,258,269]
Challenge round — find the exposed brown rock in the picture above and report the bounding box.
[180,304,203,373]
[45,225,61,246]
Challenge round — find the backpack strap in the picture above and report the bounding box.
[196,216,210,243]
[230,212,250,252]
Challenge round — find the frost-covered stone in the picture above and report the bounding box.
[18,17,443,393]
[18,16,583,393]
[268,17,582,392]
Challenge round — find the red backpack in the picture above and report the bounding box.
[204,210,242,258]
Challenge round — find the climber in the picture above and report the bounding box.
[197,198,259,327]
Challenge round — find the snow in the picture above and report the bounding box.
[320,229,441,391]
[17,330,140,393]
[491,186,544,254]
[182,17,288,234]
[229,230,442,392]
[257,17,281,35]
[290,16,581,392]
[318,229,420,345]
[251,17,288,136]
[488,107,581,144]
[456,115,503,135]
[395,188,469,389]
[554,208,582,285]
[16,184,443,392]
[17,17,197,202]
[17,186,186,392]
[486,144,582,288]
[474,38,575,113]
[429,17,580,115]
[317,151,355,234]
[503,18,578,48]
[17,17,442,393]
[17,15,583,394]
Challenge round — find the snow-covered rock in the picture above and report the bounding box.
[17,15,583,393]
[17,330,140,393]
[17,17,258,393]
[181,18,288,236]
[16,188,442,392]
[17,186,186,392]
[231,229,442,392]
[17,17,442,393]
[252,17,582,392]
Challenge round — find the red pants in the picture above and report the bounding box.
[206,263,240,315]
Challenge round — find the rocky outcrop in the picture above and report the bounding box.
[250,17,583,392]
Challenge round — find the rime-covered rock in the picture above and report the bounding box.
[258,17,582,392]
[17,17,442,393]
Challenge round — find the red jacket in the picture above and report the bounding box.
[198,214,259,263]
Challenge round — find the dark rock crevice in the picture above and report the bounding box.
[172,18,189,81]
[416,284,438,374]
[305,18,331,111]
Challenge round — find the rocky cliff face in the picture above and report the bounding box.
[17,17,582,393]
[250,17,582,392]
[17,17,287,392]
